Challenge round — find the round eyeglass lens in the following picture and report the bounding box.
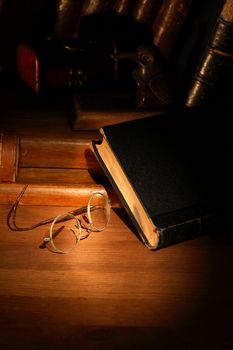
[86,192,111,232]
[48,213,81,254]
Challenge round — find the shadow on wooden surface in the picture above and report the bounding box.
[0,204,232,349]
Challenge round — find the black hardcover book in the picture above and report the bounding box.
[92,108,232,249]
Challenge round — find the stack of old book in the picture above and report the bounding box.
[1,0,232,249]
[0,72,124,208]
[11,0,193,96]
[0,0,174,206]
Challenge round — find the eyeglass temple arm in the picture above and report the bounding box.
[7,185,90,232]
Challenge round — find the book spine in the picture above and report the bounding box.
[16,168,104,185]
[157,213,219,248]
[185,0,233,107]
[16,43,79,93]
[114,0,134,16]
[81,0,116,16]
[51,0,85,39]
[0,132,19,183]
[16,44,72,94]
[0,183,121,207]
[132,0,163,26]
[20,133,101,170]
[152,0,193,59]
[16,44,41,94]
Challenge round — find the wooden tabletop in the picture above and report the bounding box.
[1,74,232,349]
[0,203,232,349]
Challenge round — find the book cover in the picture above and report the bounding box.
[92,109,232,249]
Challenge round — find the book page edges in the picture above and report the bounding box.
[93,130,159,249]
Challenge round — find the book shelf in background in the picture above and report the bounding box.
[1,0,232,239]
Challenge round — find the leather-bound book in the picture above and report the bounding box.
[132,0,163,26]
[51,0,85,39]
[4,1,112,92]
[0,183,121,207]
[152,0,193,59]
[16,42,79,94]
[114,0,134,16]
[16,44,41,94]
[114,0,162,27]
[81,0,116,16]
[186,0,233,107]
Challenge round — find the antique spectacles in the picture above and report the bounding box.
[7,185,111,254]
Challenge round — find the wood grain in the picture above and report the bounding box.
[0,204,232,349]
[1,37,233,350]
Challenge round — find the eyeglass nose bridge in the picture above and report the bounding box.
[7,185,111,254]
[42,192,111,253]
